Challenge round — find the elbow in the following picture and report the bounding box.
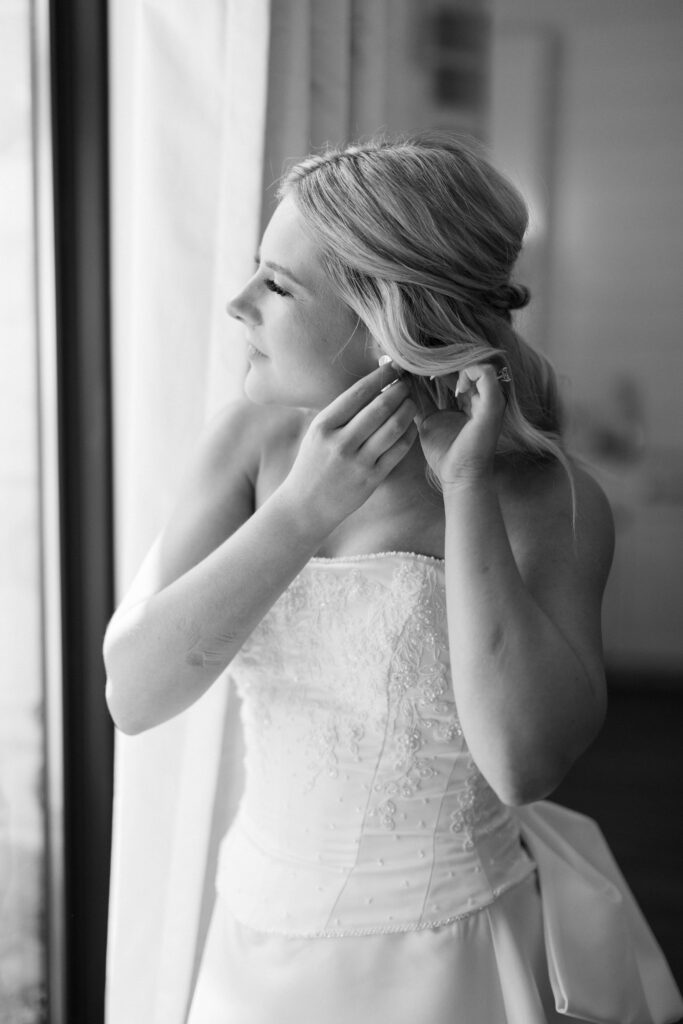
[103,628,154,736]
[495,777,557,808]
[489,752,574,808]
[103,629,210,735]
[493,700,608,808]
[105,676,150,736]
[493,741,598,808]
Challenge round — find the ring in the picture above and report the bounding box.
[496,366,512,383]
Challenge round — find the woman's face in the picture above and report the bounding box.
[227,196,377,409]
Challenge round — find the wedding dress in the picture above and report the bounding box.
[185,552,683,1024]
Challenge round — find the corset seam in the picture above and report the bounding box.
[321,660,395,932]
[417,756,460,928]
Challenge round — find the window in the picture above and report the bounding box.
[1,1,114,1020]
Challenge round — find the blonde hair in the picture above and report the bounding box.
[278,132,574,503]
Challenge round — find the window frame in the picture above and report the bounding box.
[34,0,115,1019]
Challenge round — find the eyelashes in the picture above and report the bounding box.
[264,279,290,298]
[253,254,291,297]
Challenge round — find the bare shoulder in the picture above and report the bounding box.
[196,398,302,487]
[152,400,300,583]
[498,456,615,590]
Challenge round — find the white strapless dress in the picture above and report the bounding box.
[186,553,682,1024]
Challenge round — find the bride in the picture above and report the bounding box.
[104,133,683,1023]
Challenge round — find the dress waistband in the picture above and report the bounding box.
[216,808,536,937]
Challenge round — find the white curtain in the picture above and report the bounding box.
[106,3,389,1021]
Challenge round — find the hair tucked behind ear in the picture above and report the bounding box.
[278,131,575,515]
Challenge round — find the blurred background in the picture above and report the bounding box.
[1,0,681,1021]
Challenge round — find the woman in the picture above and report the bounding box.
[104,133,683,1023]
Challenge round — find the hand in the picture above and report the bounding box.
[280,364,419,531]
[412,362,508,488]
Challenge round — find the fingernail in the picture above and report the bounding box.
[380,378,401,393]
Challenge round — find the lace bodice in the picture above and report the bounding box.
[217,553,534,937]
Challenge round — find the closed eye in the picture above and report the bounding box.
[265,278,290,297]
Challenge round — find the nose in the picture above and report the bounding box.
[226,282,259,324]
[226,290,246,322]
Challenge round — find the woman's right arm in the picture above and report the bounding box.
[104,366,417,734]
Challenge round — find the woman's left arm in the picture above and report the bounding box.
[414,363,615,805]
[442,464,613,806]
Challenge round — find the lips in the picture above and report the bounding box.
[247,341,267,358]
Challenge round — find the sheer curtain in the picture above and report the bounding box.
[106,3,389,1021]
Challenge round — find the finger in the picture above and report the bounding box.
[454,373,471,398]
[374,419,419,476]
[438,371,461,395]
[344,379,413,447]
[456,363,504,404]
[320,364,400,429]
[424,370,463,400]
[359,394,419,459]
[412,384,439,428]
[458,362,498,385]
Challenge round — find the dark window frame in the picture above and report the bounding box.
[49,0,114,1020]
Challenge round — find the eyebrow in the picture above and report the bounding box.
[254,252,307,289]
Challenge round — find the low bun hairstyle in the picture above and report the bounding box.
[278,132,572,497]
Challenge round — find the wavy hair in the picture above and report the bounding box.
[278,132,574,506]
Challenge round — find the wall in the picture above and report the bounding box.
[490,0,683,679]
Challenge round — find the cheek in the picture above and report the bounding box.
[310,310,374,373]
[302,341,364,396]
[271,305,375,401]
[326,325,378,384]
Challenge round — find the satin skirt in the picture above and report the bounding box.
[187,871,566,1024]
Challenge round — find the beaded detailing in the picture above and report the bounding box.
[367,563,463,832]
[450,760,497,851]
[221,554,535,937]
[224,873,537,940]
[310,550,445,566]
[233,559,433,794]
